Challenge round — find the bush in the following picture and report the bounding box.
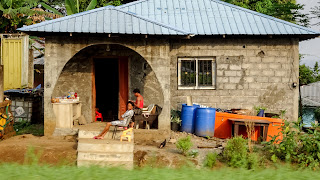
[176,136,193,155]
[223,136,248,168]
[14,121,44,136]
[204,152,218,168]
[187,149,199,158]
[264,120,320,169]
[246,153,259,170]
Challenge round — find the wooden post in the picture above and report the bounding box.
[28,49,34,88]
[186,96,192,106]
[0,65,3,102]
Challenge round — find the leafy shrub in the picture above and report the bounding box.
[187,149,199,158]
[14,121,44,136]
[264,120,320,169]
[176,136,193,155]
[171,109,182,125]
[246,153,259,170]
[223,136,248,168]
[204,152,218,168]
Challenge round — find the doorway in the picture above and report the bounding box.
[93,57,128,122]
[94,58,119,121]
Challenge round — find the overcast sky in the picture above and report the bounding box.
[296,0,320,67]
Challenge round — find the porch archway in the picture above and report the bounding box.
[52,44,164,128]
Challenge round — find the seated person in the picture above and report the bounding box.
[131,88,144,109]
[129,88,144,128]
[95,108,103,121]
[93,101,134,139]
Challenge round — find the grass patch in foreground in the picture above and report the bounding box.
[1,164,320,180]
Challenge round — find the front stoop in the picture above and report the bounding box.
[77,129,134,169]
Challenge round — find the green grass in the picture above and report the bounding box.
[14,122,44,136]
[1,164,320,180]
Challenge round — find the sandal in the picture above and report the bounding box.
[93,136,104,139]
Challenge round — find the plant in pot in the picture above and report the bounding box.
[254,106,267,117]
[171,109,181,131]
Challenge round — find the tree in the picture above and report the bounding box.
[0,0,62,33]
[222,0,309,27]
[65,0,123,15]
[311,2,320,26]
[299,62,320,86]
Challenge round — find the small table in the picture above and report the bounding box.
[229,119,271,142]
[52,102,81,128]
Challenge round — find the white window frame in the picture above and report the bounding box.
[178,57,216,90]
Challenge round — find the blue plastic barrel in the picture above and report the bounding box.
[195,108,216,137]
[181,104,199,133]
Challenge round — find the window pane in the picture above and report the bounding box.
[181,60,196,86]
[198,60,212,86]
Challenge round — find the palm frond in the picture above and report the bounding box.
[39,2,62,15]
[86,0,97,11]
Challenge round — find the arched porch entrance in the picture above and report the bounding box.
[52,44,164,127]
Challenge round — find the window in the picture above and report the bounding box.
[178,57,216,89]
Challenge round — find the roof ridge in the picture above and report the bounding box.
[115,8,193,35]
[210,0,319,34]
[18,6,115,31]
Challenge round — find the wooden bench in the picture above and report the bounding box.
[229,118,271,142]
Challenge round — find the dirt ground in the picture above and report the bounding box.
[0,130,225,168]
[0,134,77,165]
[133,130,226,168]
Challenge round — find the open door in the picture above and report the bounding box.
[118,57,129,117]
[93,57,128,121]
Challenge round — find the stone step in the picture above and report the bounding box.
[77,151,133,162]
[77,160,133,169]
[77,139,134,153]
[78,129,131,139]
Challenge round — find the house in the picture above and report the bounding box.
[301,81,320,127]
[18,0,320,135]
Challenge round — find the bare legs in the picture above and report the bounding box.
[129,122,134,128]
[96,122,112,139]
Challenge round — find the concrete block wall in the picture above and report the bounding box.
[170,37,299,121]
[45,36,170,135]
[44,35,299,135]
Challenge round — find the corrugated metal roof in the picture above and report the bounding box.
[18,0,320,36]
[18,6,192,35]
[118,0,320,35]
[301,81,320,107]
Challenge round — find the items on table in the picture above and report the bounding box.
[51,91,80,103]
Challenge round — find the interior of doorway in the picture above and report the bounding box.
[94,58,119,122]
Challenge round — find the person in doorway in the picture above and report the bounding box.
[131,88,144,109]
[93,101,134,139]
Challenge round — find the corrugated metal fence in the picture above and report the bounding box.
[0,34,29,90]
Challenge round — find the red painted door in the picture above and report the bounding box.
[118,57,129,118]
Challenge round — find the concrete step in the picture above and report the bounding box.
[77,138,134,153]
[77,151,133,162]
[77,160,133,169]
[78,129,131,139]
